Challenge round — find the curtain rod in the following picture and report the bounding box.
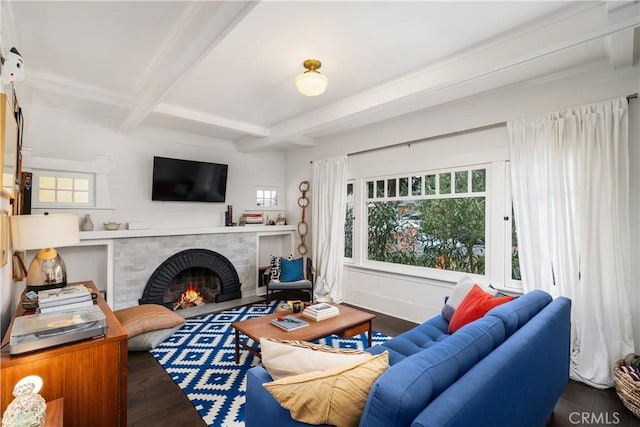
[347,121,505,158]
[310,92,638,163]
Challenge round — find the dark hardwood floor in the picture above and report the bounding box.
[127,298,640,427]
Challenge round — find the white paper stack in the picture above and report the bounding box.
[38,285,94,314]
[302,303,339,321]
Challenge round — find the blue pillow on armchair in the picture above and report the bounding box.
[279,257,305,282]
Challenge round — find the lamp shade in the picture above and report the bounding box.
[10,214,80,250]
[295,59,328,97]
[295,71,328,96]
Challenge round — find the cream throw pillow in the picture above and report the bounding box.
[264,351,389,427]
[260,338,372,380]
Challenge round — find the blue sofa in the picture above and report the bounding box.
[246,290,571,427]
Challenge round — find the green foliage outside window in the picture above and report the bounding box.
[367,197,485,274]
[344,204,354,258]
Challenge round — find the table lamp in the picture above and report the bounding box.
[9,213,80,292]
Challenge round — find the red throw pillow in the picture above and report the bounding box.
[448,284,514,333]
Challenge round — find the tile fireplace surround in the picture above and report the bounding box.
[76,225,296,310]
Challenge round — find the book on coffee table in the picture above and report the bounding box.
[302,303,339,321]
[270,315,309,331]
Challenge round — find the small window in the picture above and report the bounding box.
[33,171,94,208]
[256,188,278,208]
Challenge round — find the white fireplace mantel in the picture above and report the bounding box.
[72,225,297,308]
[79,224,296,241]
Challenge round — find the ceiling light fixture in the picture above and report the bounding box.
[295,59,328,97]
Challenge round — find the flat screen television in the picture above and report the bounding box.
[152,156,228,202]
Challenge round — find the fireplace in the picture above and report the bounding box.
[139,248,241,309]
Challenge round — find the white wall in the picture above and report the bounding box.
[23,106,286,229]
[286,63,640,333]
[0,105,287,336]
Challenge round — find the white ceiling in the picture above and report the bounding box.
[3,1,639,152]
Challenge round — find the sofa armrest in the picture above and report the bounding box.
[246,366,331,427]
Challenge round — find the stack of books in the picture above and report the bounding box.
[240,212,264,226]
[38,285,94,314]
[302,303,340,321]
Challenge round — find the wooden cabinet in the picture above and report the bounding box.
[1,281,127,426]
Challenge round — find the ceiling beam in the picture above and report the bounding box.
[118,1,259,134]
[605,28,636,69]
[237,3,640,152]
[26,71,131,108]
[154,103,269,137]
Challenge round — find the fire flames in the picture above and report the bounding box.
[173,283,205,310]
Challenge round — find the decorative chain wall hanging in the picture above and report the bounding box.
[297,180,309,256]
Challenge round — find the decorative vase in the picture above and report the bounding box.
[80,214,94,231]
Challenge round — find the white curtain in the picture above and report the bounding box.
[311,156,348,303]
[507,97,634,388]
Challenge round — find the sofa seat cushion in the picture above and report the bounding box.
[360,316,506,427]
[366,315,449,365]
[486,289,552,337]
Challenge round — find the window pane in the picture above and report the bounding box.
[74,192,89,204]
[511,206,521,280]
[40,176,56,189]
[376,180,385,198]
[472,169,486,192]
[455,171,468,193]
[411,176,422,196]
[367,197,485,275]
[419,197,485,274]
[387,179,396,197]
[57,190,73,203]
[367,181,374,199]
[425,174,436,195]
[345,181,355,258]
[39,189,55,203]
[257,190,264,198]
[57,177,73,190]
[399,178,409,197]
[439,173,451,194]
[74,179,89,191]
[264,199,271,207]
[367,201,420,263]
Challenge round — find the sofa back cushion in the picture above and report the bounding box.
[485,289,551,337]
[360,316,506,427]
[366,315,449,365]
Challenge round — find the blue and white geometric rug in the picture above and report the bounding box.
[150,300,391,427]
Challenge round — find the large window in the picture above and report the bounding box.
[365,166,487,275]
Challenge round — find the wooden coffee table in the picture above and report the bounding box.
[231,304,376,364]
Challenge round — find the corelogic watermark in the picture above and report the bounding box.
[569,411,621,425]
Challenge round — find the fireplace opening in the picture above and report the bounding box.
[140,249,241,309]
[166,267,221,310]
